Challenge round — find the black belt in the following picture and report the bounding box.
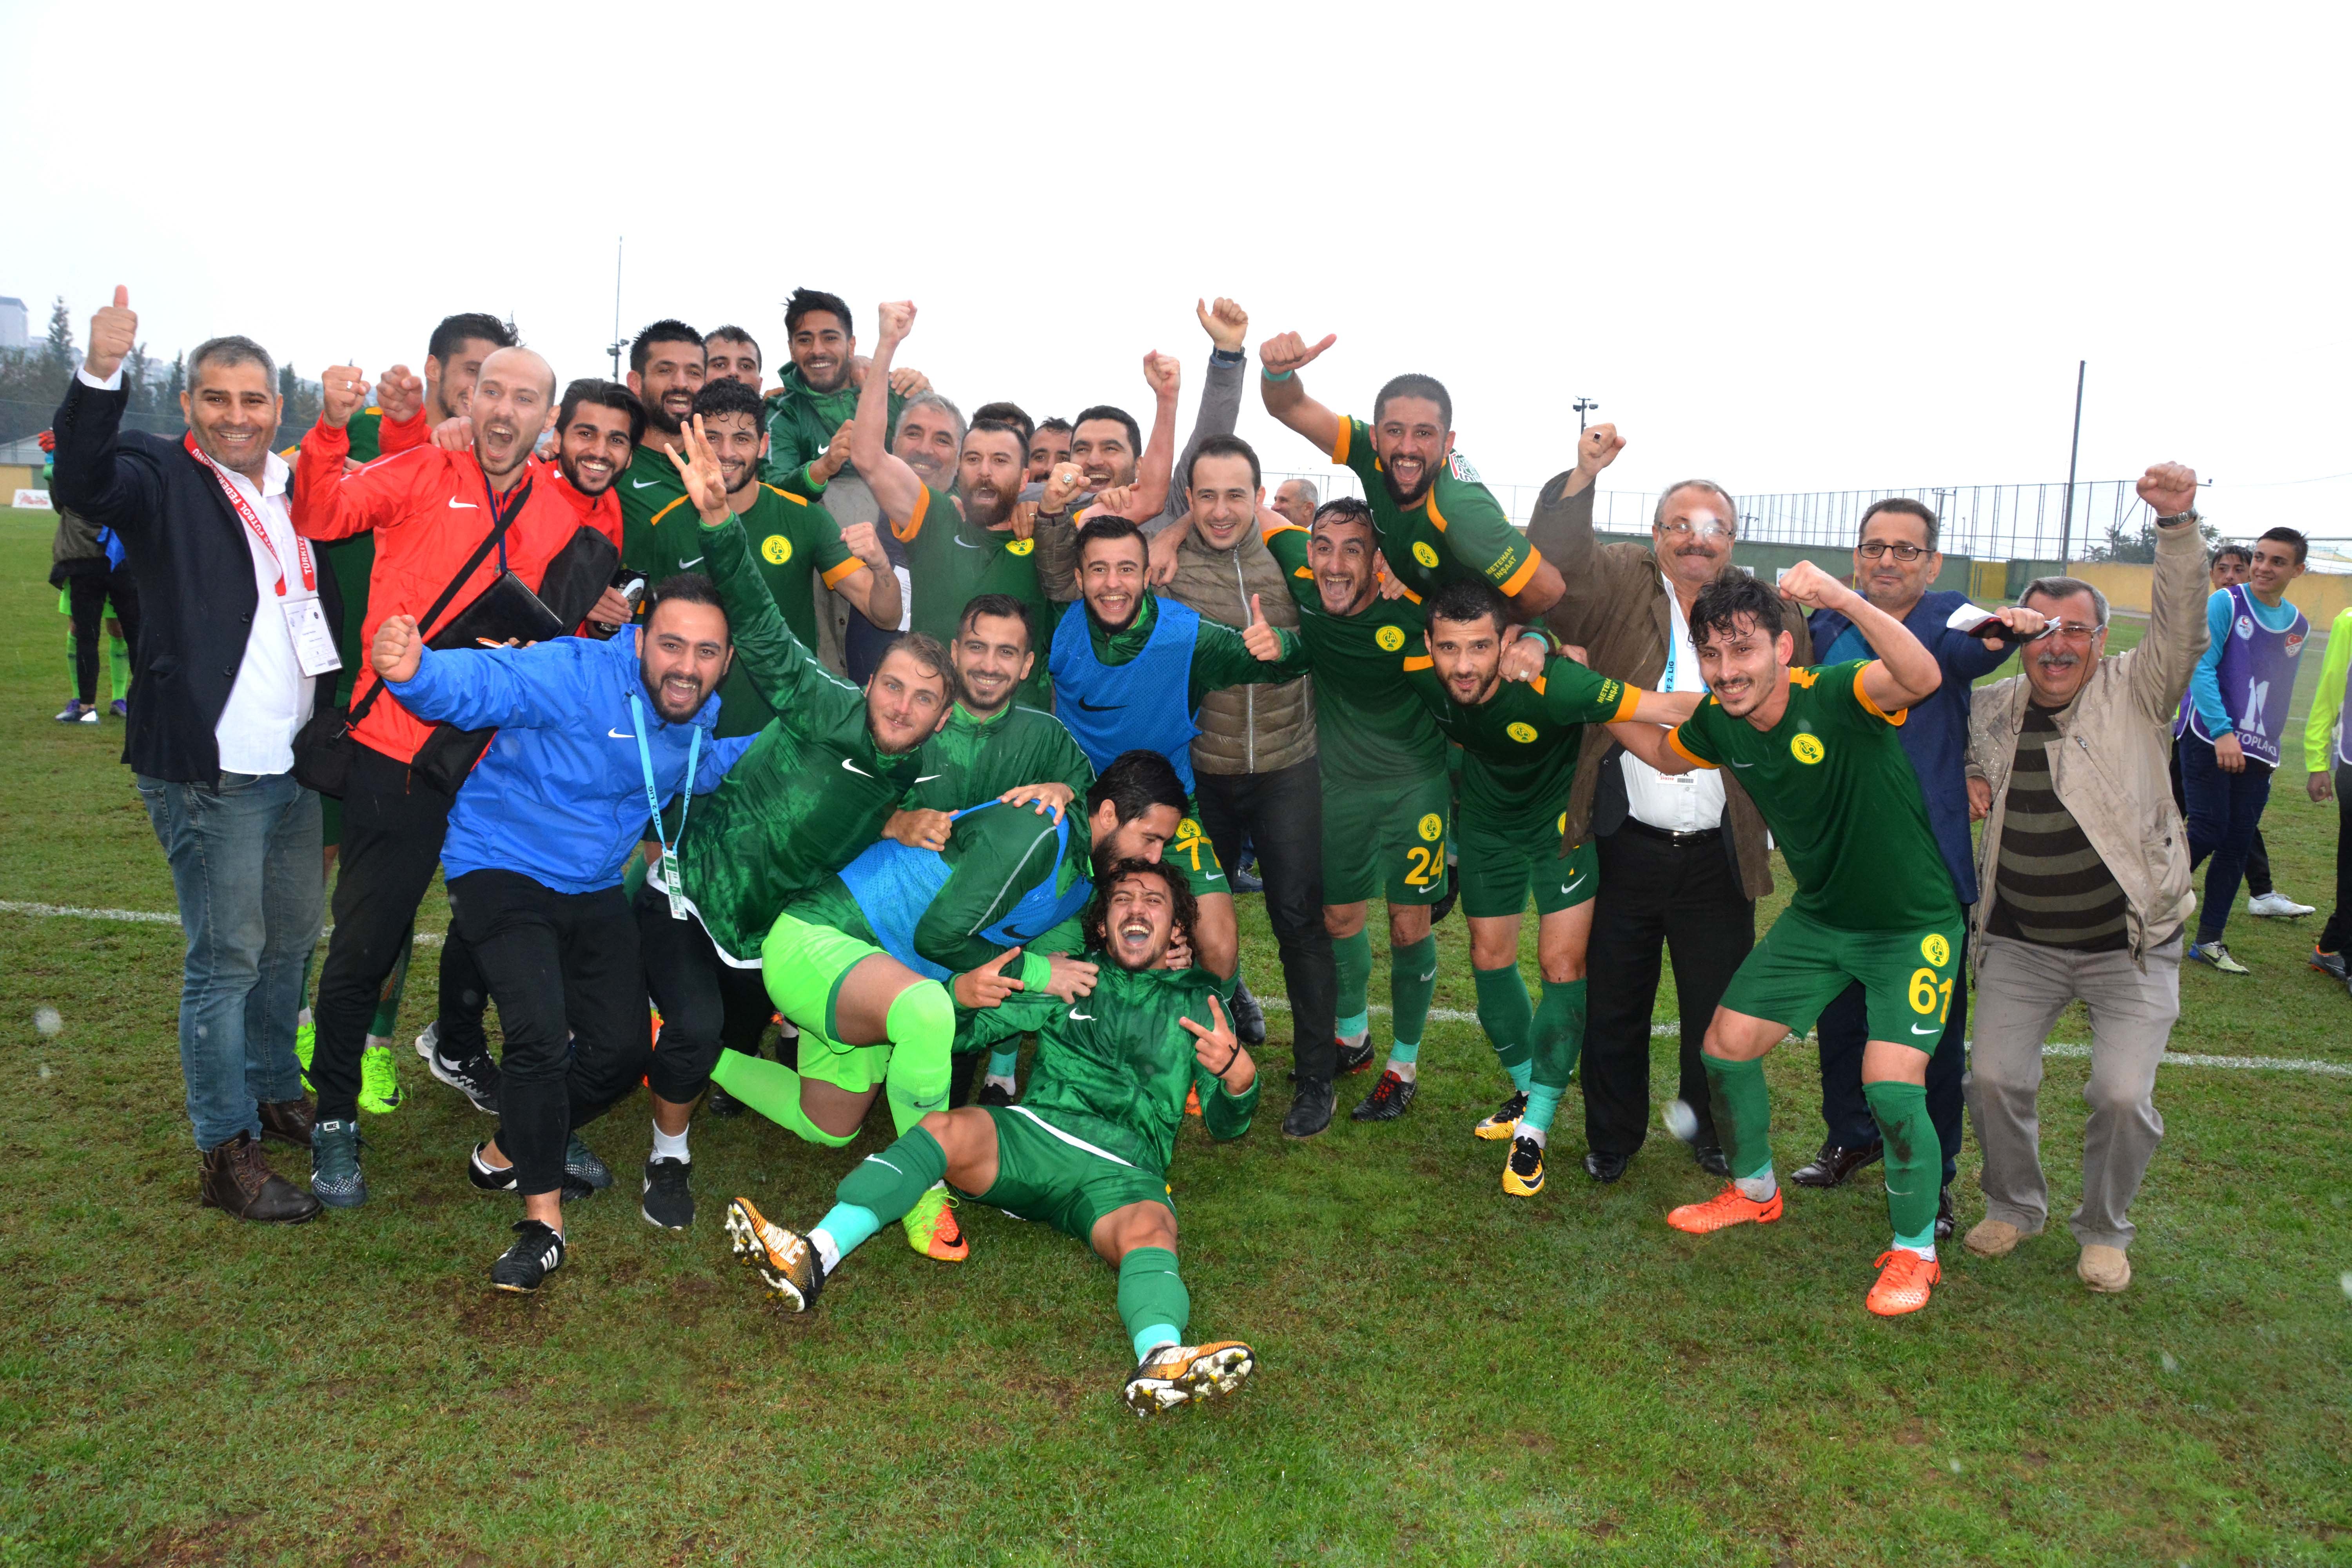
[1617,817,1723,846]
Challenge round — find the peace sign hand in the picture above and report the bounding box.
[666,414,730,525]
[953,947,1025,1011]
[1178,994,1252,1089]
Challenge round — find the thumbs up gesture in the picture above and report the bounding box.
[86,286,138,381]
[1241,593,1283,661]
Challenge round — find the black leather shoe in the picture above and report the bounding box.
[1229,979,1267,1047]
[1934,1183,1955,1241]
[1283,1077,1335,1138]
[1791,1138,1884,1189]
[1693,1143,1732,1178]
[1584,1150,1630,1183]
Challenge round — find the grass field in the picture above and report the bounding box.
[0,508,2345,1566]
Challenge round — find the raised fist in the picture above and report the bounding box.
[2137,463,2199,518]
[1259,330,1336,378]
[320,364,370,430]
[1196,297,1249,354]
[1042,461,1086,515]
[1774,558,1848,612]
[839,519,888,571]
[85,286,138,382]
[1574,422,1625,479]
[1143,350,1181,400]
[876,300,916,345]
[376,365,425,424]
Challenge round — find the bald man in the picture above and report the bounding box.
[1271,477,1319,530]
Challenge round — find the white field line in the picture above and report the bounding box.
[4,900,2344,1076]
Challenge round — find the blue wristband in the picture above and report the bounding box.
[1261,367,1294,383]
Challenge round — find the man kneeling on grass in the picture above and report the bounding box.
[726,857,1262,1416]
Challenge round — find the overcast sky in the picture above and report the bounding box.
[6,2,2345,542]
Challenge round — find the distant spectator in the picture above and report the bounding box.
[705,325,763,391]
[1028,416,1072,483]
[1271,477,1319,530]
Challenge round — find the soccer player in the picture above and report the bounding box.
[972,401,1034,448]
[704,325,764,392]
[1256,328,1562,615]
[637,378,900,738]
[628,417,958,1225]
[1610,563,1954,1316]
[763,287,916,497]
[1410,578,1695,1194]
[618,319,707,569]
[726,855,1261,1417]
[1047,514,1309,990]
[1028,417,1073,483]
[712,749,1185,1259]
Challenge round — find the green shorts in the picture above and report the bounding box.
[1456,807,1596,920]
[1163,796,1227,900]
[1321,769,1451,906]
[963,1104,1173,1244]
[760,911,891,1093]
[1719,905,1965,1048]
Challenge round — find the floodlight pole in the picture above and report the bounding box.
[1573,396,1599,432]
[2058,359,2085,566]
[607,237,626,381]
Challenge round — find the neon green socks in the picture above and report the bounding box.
[708,1049,856,1147]
[1703,1053,1776,1198]
[1389,935,1438,1075]
[881,982,955,1135]
[1117,1246,1190,1361]
[1865,1079,1939,1252]
[1333,927,1372,1040]
[1472,963,1534,1092]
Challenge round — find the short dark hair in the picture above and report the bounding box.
[2211,543,2254,568]
[2258,526,2308,566]
[1086,750,1189,829]
[971,401,1033,445]
[630,318,703,375]
[1186,432,1261,492]
[877,631,959,705]
[691,376,768,430]
[1688,572,1785,647]
[1373,372,1452,431]
[187,335,276,391]
[1083,856,1198,961]
[1035,417,1073,441]
[556,379,646,448]
[2021,575,2109,628]
[428,312,517,365]
[1426,575,1509,635]
[645,572,730,636]
[1858,497,1940,553]
[784,289,854,338]
[1072,404,1142,454]
[966,418,1028,460]
[705,325,760,367]
[957,592,1034,650]
[1310,495,1376,539]
[1076,514,1147,564]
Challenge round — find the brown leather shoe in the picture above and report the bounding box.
[258,1096,316,1148]
[200,1131,321,1223]
[1791,1138,1884,1189]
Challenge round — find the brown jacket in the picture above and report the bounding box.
[1523,471,1810,902]
[1167,519,1316,776]
[1964,514,2208,972]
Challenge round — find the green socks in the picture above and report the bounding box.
[1390,935,1438,1058]
[1864,1079,1940,1250]
[881,983,956,1136]
[1703,1053,1776,1195]
[833,1126,947,1230]
[1333,928,1373,1039]
[708,1049,856,1147]
[1530,978,1586,1089]
[1473,963,1535,1091]
[1117,1246,1190,1361]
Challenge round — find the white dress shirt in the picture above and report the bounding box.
[1622,573,1728,832]
[80,365,319,775]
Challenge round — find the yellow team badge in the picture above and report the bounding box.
[760,535,793,566]
[1006,537,1035,556]
[1412,540,1440,569]
[1791,732,1826,765]
[1507,722,1539,743]
[1377,624,1407,652]
[1921,933,1951,967]
[1417,813,1443,842]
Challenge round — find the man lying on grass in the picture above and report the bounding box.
[725,857,1262,1416]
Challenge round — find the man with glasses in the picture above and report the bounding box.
[1793,501,2045,1236]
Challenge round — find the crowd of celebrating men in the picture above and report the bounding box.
[45,276,2349,1416]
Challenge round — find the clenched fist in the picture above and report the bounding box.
[321,364,370,429]
[371,614,425,682]
[1197,296,1249,354]
[2138,463,2200,518]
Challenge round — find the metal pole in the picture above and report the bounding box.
[608,237,626,381]
[2058,359,2085,565]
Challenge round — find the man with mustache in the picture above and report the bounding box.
[1960,466,2214,1295]
[367,575,748,1290]
[617,319,708,571]
[725,853,1263,1418]
[1610,563,1950,1315]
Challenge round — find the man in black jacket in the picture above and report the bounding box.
[51,286,336,1223]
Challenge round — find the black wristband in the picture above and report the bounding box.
[1217,1042,1240,1077]
[1209,347,1245,366]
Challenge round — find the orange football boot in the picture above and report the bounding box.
[1666,1182,1785,1234]
[1866,1249,1941,1316]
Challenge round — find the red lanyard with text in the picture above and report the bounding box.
[185,431,314,597]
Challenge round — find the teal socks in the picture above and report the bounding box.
[1117,1246,1190,1361]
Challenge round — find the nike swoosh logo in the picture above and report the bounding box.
[841,759,873,778]
[608,729,630,739]
[1074,697,1124,713]
[447,497,478,509]
[914,774,943,783]
[1068,1010,1095,1021]
[1416,969,1436,983]
[1911,1024,1940,1035]
[1728,760,1754,768]
[953,535,985,549]
[678,556,702,568]
[632,478,661,488]
[1560,875,1587,894]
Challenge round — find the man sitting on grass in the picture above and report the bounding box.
[724,857,1262,1417]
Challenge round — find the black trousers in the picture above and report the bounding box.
[429,927,491,1059]
[2172,740,2272,897]
[67,568,141,704]
[1196,755,1337,1081]
[312,745,455,1122]
[1584,822,1755,1159]
[634,879,773,1105]
[450,871,645,1196]
[1813,927,1968,1180]
[2320,765,2352,955]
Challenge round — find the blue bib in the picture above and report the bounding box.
[1047,594,1202,793]
[835,802,1093,982]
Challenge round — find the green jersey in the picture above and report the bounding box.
[892,482,1054,709]
[994,959,1258,1175]
[673,512,926,963]
[619,443,688,575]
[762,365,906,495]
[903,701,1094,814]
[1410,653,1639,829]
[639,483,858,738]
[1328,415,1544,602]
[1668,660,1958,932]
[1264,523,1446,786]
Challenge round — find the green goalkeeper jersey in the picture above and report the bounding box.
[1409,653,1639,830]
[1263,523,1446,787]
[1327,415,1544,602]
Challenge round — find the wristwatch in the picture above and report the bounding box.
[2156,510,2200,527]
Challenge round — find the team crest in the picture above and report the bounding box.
[1006,537,1035,556]
[1412,540,1441,569]
[1921,933,1951,967]
[2235,615,2254,640]
[2287,632,2306,655]
[1790,732,1825,765]
[1507,722,1538,743]
[1417,813,1443,842]
[1377,624,1407,652]
[761,535,793,565]
[1448,451,1481,483]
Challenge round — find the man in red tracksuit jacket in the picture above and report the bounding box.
[291,345,627,1209]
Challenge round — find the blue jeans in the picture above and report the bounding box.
[2180,736,2274,944]
[135,770,323,1149]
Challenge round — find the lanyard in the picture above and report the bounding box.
[1661,576,1708,695]
[628,692,701,864]
[186,431,314,596]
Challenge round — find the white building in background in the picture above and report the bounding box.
[0,297,25,350]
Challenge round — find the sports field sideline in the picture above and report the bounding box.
[0,507,2345,1566]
